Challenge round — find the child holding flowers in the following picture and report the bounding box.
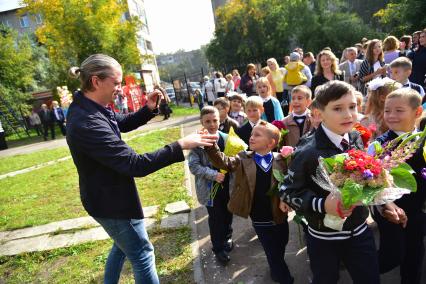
[205,121,294,284]
[279,81,381,283]
[370,88,426,284]
[188,106,233,265]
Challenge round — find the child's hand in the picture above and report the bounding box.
[383,202,407,228]
[279,201,293,213]
[215,172,225,183]
[325,194,354,218]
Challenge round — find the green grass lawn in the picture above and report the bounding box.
[0,147,70,175]
[0,227,194,283]
[0,127,190,231]
[169,104,199,117]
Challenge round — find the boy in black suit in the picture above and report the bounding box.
[280,81,380,284]
[235,96,264,148]
[372,88,425,284]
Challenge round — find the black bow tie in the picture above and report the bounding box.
[294,115,306,119]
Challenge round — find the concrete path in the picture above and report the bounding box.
[0,202,191,256]
[181,120,426,284]
[0,113,198,158]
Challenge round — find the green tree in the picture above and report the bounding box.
[206,0,381,69]
[374,0,426,35]
[0,26,34,108]
[22,0,144,90]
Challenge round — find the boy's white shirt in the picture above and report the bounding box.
[321,124,350,151]
[261,96,271,102]
[249,119,260,128]
[291,109,309,117]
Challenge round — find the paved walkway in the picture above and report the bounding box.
[0,113,198,158]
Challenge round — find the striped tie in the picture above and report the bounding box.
[340,138,350,152]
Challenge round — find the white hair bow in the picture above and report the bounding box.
[367,77,396,91]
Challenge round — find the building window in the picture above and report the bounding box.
[1,20,11,27]
[35,14,42,24]
[20,15,30,28]
[146,40,153,51]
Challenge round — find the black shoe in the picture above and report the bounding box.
[214,250,230,265]
[224,239,234,252]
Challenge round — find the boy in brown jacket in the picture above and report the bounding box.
[282,85,313,147]
[205,121,294,284]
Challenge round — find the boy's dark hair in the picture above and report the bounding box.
[213,97,230,109]
[389,57,412,70]
[387,88,422,109]
[200,106,219,119]
[315,81,355,110]
[309,98,320,111]
[291,85,312,99]
[399,35,411,47]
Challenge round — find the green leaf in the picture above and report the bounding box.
[267,184,279,197]
[340,179,363,209]
[273,169,285,183]
[390,164,417,192]
[323,158,335,172]
[423,143,426,163]
[371,141,383,156]
[360,186,383,205]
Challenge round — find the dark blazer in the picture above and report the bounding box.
[376,130,426,214]
[66,91,185,219]
[235,121,253,147]
[51,107,65,122]
[280,124,368,232]
[310,73,344,97]
[219,116,239,134]
[38,109,53,124]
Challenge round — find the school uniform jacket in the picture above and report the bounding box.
[235,121,253,147]
[376,130,426,214]
[279,124,369,239]
[205,144,287,224]
[282,112,313,148]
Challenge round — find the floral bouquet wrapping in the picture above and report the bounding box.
[210,127,248,200]
[312,129,426,231]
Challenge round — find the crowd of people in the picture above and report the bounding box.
[62,28,426,284]
[188,28,426,284]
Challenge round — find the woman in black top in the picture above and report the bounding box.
[358,39,387,95]
[310,50,344,98]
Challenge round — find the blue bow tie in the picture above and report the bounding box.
[254,152,273,172]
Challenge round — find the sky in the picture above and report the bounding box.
[144,0,215,55]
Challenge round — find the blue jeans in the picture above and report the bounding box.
[94,217,159,284]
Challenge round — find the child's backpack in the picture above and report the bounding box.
[284,62,308,86]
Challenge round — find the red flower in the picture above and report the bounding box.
[353,123,372,147]
[272,120,286,130]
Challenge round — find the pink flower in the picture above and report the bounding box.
[369,123,377,133]
[280,146,294,158]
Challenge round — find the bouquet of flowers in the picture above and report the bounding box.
[272,120,289,149]
[312,129,426,230]
[210,127,248,201]
[352,123,372,148]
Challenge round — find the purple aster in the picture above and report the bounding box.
[363,169,374,180]
[422,168,426,180]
